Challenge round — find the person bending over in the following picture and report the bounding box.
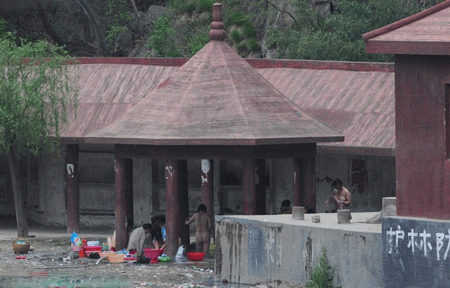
[127,223,152,255]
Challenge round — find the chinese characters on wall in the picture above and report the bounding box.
[386,225,450,260]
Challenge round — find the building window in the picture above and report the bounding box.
[351,159,368,194]
[79,153,115,183]
[220,159,243,186]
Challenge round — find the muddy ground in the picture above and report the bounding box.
[0,237,219,288]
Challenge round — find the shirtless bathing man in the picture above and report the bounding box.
[325,178,351,211]
[185,204,212,255]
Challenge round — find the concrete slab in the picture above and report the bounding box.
[216,212,382,233]
[215,212,383,288]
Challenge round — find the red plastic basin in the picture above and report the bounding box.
[187,252,205,261]
[143,248,163,259]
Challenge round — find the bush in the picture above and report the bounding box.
[197,0,215,13]
[185,26,210,55]
[0,19,7,38]
[306,249,336,288]
[148,14,181,57]
[236,41,247,53]
[227,10,247,26]
[223,2,259,56]
[242,22,257,38]
[168,0,196,14]
[230,28,243,43]
[245,38,259,52]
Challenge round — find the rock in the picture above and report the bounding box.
[146,5,166,20]
[311,215,321,223]
[367,197,397,224]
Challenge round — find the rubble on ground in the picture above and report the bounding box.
[0,238,215,288]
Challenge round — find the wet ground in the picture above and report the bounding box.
[0,217,264,288]
[0,237,217,288]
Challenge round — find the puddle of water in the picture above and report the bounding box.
[192,278,256,287]
[0,275,256,288]
[0,273,131,288]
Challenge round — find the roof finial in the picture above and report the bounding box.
[209,3,226,41]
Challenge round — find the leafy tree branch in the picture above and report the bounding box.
[0,32,78,237]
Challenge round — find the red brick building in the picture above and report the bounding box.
[364,0,450,219]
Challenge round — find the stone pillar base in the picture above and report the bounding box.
[337,209,351,224]
[291,206,305,220]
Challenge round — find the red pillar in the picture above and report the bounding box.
[201,159,215,241]
[243,159,265,215]
[165,159,180,257]
[179,160,190,247]
[293,157,316,210]
[115,156,128,251]
[125,159,133,228]
[66,144,79,233]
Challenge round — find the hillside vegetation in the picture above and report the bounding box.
[0,0,438,61]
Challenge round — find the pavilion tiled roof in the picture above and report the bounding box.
[83,5,343,146]
[83,41,343,146]
[61,64,178,141]
[363,1,450,55]
[62,60,394,155]
[258,64,395,156]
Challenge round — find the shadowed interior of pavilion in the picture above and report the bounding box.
[74,3,344,256]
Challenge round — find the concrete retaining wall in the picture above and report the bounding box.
[215,213,383,288]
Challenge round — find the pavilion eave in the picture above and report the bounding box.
[84,135,344,146]
[366,40,450,56]
[113,142,318,159]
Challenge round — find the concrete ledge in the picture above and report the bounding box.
[216,212,381,233]
[215,212,382,288]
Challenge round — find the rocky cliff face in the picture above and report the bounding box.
[1,0,339,57]
[0,0,434,58]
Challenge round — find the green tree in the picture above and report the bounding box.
[106,0,133,47]
[0,33,78,237]
[266,0,430,62]
[0,19,7,38]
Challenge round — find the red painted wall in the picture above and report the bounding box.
[395,55,450,219]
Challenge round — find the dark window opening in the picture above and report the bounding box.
[351,158,368,194]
